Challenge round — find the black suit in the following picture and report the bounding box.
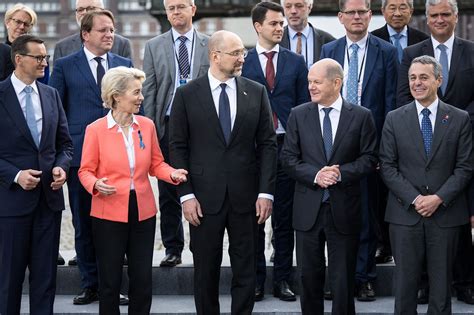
[169,74,277,315]
[380,101,472,313]
[0,43,14,81]
[282,100,377,314]
[371,24,429,47]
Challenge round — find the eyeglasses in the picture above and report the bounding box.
[20,54,50,64]
[166,4,192,12]
[76,6,101,13]
[214,49,248,58]
[10,18,33,28]
[341,9,370,17]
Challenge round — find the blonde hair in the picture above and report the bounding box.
[5,3,37,27]
[101,67,146,109]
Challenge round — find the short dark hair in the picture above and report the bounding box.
[11,34,44,66]
[410,55,442,79]
[80,10,115,42]
[251,1,284,26]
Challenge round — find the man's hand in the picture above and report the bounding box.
[18,169,42,190]
[414,195,443,217]
[256,198,272,224]
[182,198,203,226]
[94,178,117,196]
[171,169,188,183]
[316,165,340,188]
[51,167,67,190]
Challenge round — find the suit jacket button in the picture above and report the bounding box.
[425,167,430,171]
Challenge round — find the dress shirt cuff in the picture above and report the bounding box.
[180,193,196,204]
[314,171,321,185]
[412,194,421,205]
[14,171,21,184]
[258,193,273,201]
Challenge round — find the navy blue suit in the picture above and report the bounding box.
[321,35,398,286]
[0,77,73,314]
[50,49,132,290]
[242,46,309,287]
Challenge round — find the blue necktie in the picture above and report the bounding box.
[219,83,231,144]
[322,107,333,202]
[438,44,449,95]
[347,43,359,105]
[94,57,105,90]
[24,86,40,147]
[421,108,432,155]
[178,36,190,79]
[392,33,403,62]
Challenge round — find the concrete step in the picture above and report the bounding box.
[19,295,474,314]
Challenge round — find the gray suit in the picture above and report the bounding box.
[53,33,132,62]
[379,101,472,313]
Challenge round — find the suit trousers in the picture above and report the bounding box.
[68,167,98,289]
[296,203,359,315]
[390,217,459,315]
[92,191,155,315]
[190,194,258,315]
[0,191,61,315]
[158,117,184,256]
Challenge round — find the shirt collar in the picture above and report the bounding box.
[345,33,369,51]
[431,33,455,51]
[83,46,108,62]
[106,110,139,130]
[415,98,439,116]
[207,70,236,92]
[11,71,39,95]
[318,95,343,112]
[172,27,194,43]
[256,43,279,55]
[387,24,408,37]
[288,24,311,39]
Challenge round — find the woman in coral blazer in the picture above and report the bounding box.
[78,67,187,315]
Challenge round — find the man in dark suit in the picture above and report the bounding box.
[0,35,73,315]
[241,1,309,302]
[320,0,398,301]
[53,0,131,63]
[142,0,209,267]
[372,0,428,62]
[282,58,377,314]
[396,0,474,304]
[49,10,132,305]
[169,30,277,315]
[380,55,472,313]
[280,0,335,68]
[0,42,15,81]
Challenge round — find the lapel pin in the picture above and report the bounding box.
[441,114,449,124]
[243,91,247,96]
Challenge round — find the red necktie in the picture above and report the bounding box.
[263,51,278,129]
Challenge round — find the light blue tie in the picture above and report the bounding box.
[322,107,333,202]
[438,44,449,95]
[392,33,403,62]
[421,108,432,156]
[24,86,40,147]
[347,43,359,105]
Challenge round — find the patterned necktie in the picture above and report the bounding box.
[421,108,432,155]
[392,33,403,63]
[24,86,40,147]
[322,107,333,202]
[438,44,449,95]
[94,57,105,90]
[296,32,303,55]
[178,36,190,78]
[263,51,278,129]
[346,43,359,105]
[219,83,231,144]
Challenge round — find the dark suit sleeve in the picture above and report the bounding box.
[384,46,398,116]
[396,50,413,107]
[295,57,310,105]
[49,61,67,111]
[120,37,132,59]
[379,112,421,207]
[53,89,73,173]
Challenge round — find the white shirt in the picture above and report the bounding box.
[415,99,438,133]
[387,24,408,50]
[288,24,314,68]
[342,33,369,106]
[431,34,454,69]
[106,111,139,190]
[83,46,108,84]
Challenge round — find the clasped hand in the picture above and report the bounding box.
[316,165,340,188]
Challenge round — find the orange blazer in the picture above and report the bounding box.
[78,115,176,223]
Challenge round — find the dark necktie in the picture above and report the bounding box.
[392,33,403,63]
[219,83,231,144]
[438,44,449,95]
[421,108,433,155]
[347,43,359,105]
[178,36,190,78]
[24,86,40,147]
[322,107,333,202]
[94,57,105,89]
[296,32,303,55]
[263,51,278,129]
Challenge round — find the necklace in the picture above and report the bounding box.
[118,120,133,129]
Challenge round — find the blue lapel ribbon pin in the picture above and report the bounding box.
[441,114,449,124]
[138,130,145,149]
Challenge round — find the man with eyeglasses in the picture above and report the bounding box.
[0,34,73,315]
[53,0,131,63]
[142,0,209,268]
[242,1,309,303]
[169,30,277,315]
[49,10,133,306]
[396,0,474,306]
[320,0,398,302]
[280,0,335,68]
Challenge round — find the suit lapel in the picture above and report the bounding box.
[274,48,287,90]
[445,38,463,97]
[427,101,450,165]
[362,36,378,93]
[330,102,354,163]
[246,49,267,87]
[37,84,50,149]
[192,32,207,79]
[308,103,326,162]
[309,23,321,62]
[334,39,346,67]
[229,77,250,145]
[74,50,101,98]
[163,31,177,84]
[403,102,427,161]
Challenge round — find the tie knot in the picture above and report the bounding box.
[296,32,302,38]
[392,33,402,40]
[438,44,447,52]
[24,85,33,94]
[322,107,333,116]
[263,51,276,60]
[94,56,103,63]
[179,36,187,43]
[421,108,431,117]
[350,43,359,52]
[220,83,227,91]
